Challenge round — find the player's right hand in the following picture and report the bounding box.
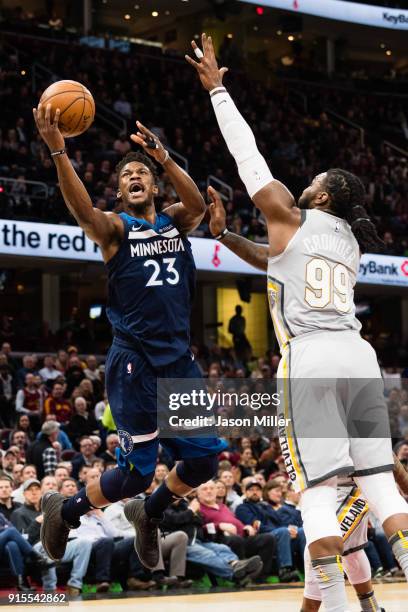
[185,33,228,91]
[208,185,227,237]
[33,103,65,152]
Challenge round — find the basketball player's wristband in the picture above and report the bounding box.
[214,228,228,241]
[50,148,66,157]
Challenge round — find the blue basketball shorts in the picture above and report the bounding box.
[105,336,227,475]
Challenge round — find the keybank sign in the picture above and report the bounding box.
[242,1,408,30]
[359,256,408,286]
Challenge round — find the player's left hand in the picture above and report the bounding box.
[208,185,227,237]
[130,121,168,164]
[185,33,228,91]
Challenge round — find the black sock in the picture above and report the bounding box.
[144,481,177,519]
[61,488,94,525]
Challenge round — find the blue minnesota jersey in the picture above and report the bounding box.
[106,211,196,367]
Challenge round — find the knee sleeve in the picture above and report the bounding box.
[100,466,154,502]
[301,478,343,545]
[176,454,219,488]
[343,550,371,585]
[354,472,408,524]
[303,548,322,602]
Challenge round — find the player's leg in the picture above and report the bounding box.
[124,352,227,568]
[302,479,350,612]
[41,342,157,560]
[278,341,352,612]
[344,550,384,612]
[348,342,408,580]
[353,470,408,580]
[302,548,322,612]
[124,453,221,568]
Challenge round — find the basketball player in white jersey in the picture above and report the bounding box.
[187,34,408,612]
[207,188,408,612]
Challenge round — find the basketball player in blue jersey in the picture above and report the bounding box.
[187,35,408,612]
[32,103,232,572]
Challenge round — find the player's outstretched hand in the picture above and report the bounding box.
[185,33,228,91]
[33,103,65,152]
[208,185,227,237]
[130,121,169,164]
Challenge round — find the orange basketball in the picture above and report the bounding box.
[39,80,95,138]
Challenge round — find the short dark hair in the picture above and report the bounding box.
[115,152,158,182]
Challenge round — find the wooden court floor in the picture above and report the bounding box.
[47,583,406,612]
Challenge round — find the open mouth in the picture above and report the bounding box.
[129,183,144,195]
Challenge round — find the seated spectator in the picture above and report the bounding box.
[43,382,72,425]
[12,477,91,596]
[58,478,79,497]
[160,496,263,585]
[78,378,98,410]
[95,392,109,422]
[16,355,38,388]
[278,482,303,528]
[84,355,102,382]
[0,449,18,480]
[263,479,284,509]
[238,447,257,478]
[104,499,192,588]
[38,355,60,384]
[15,414,35,442]
[37,415,73,451]
[236,479,300,582]
[215,479,227,504]
[0,475,21,519]
[66,396,99,444]
[219,470,243,512]
[11,464,24,490]
[40,475,58,493]
[0,503,53,591]
[15,373,42,432]
[197,480,274,580]
[12,465,38,504]
[71,436,97,480]
[0,363,17,428]
[98,433,119,464]
[26,421,60,479]
[154,463,170,487]
[9,430,28,460]
[69,507,146,593]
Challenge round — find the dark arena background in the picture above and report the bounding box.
[0,0,407,610]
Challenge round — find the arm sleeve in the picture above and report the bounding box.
[210,87,273,198]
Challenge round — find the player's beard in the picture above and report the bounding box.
[297,194,310,209]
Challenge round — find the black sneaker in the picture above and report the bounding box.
[124,499,161,569]
[233,556,263,584]
[279,566,299,582]
[40,491,78,561]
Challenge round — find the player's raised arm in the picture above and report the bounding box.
[186,34,297,226]
[131,121,205,234]
[207,186,268,271]
[33,104,122,257]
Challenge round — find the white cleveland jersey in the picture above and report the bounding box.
[267,209,362,351]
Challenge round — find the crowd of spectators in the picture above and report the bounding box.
[0,33,407,252]
[0,340,407,594]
